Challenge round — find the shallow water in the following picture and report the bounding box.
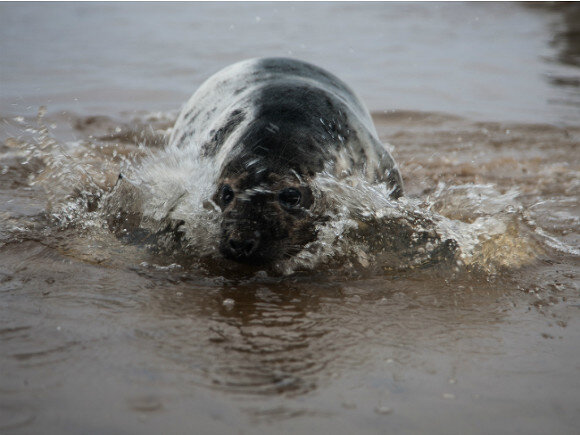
[1,3,579,435]
[1,2,579,124]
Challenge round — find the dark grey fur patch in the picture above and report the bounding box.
[255,58,355,102]
[201,109,246,157]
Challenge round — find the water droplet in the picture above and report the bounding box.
[374,406,393,415]
[222,298,235,310]
[255,270,268,278]
[128,395,163,412]
[349,295,362,303]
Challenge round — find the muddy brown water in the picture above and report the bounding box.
[1,3,580,435]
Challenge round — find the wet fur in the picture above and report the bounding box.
[169,57,403,264]
[215,171,317,263]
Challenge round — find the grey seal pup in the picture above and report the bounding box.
[168,57,403,264]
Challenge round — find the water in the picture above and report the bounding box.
[1,3,579,435]
[1,2,579,124]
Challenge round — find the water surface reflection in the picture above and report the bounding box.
[137,268,509,398]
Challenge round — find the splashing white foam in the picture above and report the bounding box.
[107,143,222,257]
[14,110,558,274]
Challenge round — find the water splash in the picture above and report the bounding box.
[278,176,542,274]
[16,108,131,228]
[11,110,567,276]
[104,143,222,258]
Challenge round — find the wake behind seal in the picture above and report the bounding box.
[168,57,403,264]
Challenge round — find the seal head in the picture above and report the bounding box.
[216,170,316,263]
[214,112,325,263]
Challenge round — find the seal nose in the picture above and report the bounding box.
[228,238,257,257]
[226,231,260,259]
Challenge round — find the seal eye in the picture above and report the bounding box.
[220,184,234,207]
[278,187,302,208]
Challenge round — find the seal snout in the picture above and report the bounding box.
[223,230,261,261]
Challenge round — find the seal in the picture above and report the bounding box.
[168,57,403,264]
